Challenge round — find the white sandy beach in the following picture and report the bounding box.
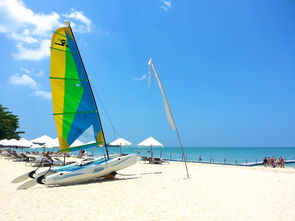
[0,158,295,221]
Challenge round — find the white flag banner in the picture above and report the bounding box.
[147,58,190,179]
[148,59,176,130]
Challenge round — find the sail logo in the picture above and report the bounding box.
[55,38,69,48]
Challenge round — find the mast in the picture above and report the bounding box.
[64,21,109,159]
[148,58,190,179]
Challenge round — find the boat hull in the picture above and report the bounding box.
[43,154,137,186]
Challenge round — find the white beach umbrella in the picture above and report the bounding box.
[0,139,9,146]
[4,139,19,147]
[0,139,14,147]
[137,137,163,147]
[109,138,132,153]
[31,143,44,148]
[30,135,56,148]
[45,137,59,148]
[17,138,34,148]
[137,137,163,158]
[31,135,49,144]
[109,138,132,146]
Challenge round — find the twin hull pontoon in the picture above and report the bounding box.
[38,154,137,186]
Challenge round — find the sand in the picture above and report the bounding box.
[0,158,295,221]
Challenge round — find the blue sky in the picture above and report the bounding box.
[0,0,294,147]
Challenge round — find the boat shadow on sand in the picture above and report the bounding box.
[32,172,162,189]
[119,172,162,176]
[35,176,140,189]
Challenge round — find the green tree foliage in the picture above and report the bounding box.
[0,105,24,140]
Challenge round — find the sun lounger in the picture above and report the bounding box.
[150,157,169,164]
[18,153,37,162]
[24,155,37,166]
[52,157,65,166]
[1,151,12,159]
[140,156,150,163]
[11,152,24,162]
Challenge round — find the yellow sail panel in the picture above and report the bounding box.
[50,27,73,80]
[50,49,66,78]
[50,27,71,151]
[50,27,73,51]
[97,130,105,147]
[50,78,65,118]
[50,27,70,133]
[52,108,63,142]
[58,136,69,152]
[53,115,69,151]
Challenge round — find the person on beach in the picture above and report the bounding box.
[263,157,267,167]
[42,151,53,163]
[267,157,271,167]
[78,150,85,158]
[273,160,277,168]
[277,158,281,168]
[279,157,285,168]
[270,156,275,167]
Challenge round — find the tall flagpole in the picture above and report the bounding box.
[148,58,190,179]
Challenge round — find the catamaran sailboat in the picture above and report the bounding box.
[13,21,137,188]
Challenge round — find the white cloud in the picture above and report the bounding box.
[10,29,38,44]
[13,39,50,60]
[9,72,51,100]
[0,0,61,36]
[9,73,38,89]
[160,0,172,11]
[0,0,93,61]
[20,66,30,74]
[163,0,171,7]
[20,67,44,77]
[34,90,51,100]
[63,9,92,33]
[35,70,44,77]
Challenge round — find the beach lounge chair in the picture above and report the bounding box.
[140,156,150,164]
[11,152,24,162]
[24,155,37,166]
[18,153,37,162]
[1,150,12,158]
[150,157,162,164]
[52,157,65,166]
[27,156,51,167]
[150,157,169,164]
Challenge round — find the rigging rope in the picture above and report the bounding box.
[91,79,121,141]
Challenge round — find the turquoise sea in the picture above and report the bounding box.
[17,146,295,166]
[119,147,295,166]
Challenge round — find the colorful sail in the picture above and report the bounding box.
[50,24,105,152]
